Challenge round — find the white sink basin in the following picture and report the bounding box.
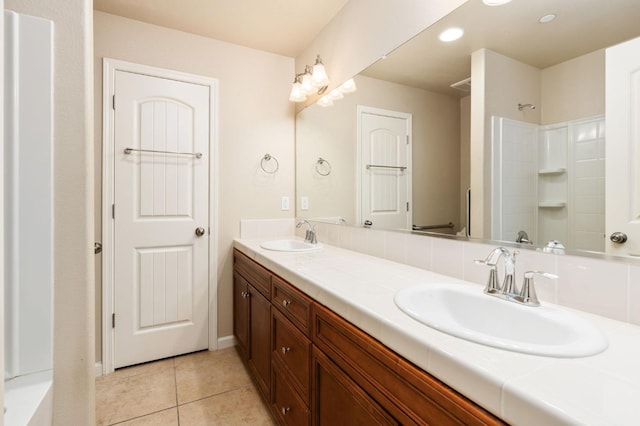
[394,284,608,357]
[260,239,323,252]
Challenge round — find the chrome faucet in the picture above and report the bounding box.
[476,247,557,307]
[475,247,518,296]
[296,220,317,244]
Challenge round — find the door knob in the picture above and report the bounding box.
[363,220,373,227]
[195,227,206,237]
[610,232,628,244]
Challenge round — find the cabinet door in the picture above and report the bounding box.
[233,272,249,359]
[248,285,271,400]
[312,347,397,426]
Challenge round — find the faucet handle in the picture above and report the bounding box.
[515,270,558,306]
[474,259,501,294]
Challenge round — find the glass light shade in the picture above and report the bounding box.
[318,96,334,107]
[301,72,315,95]
[311,55,329,87]
[328,89,344,100]
[289,81,307,102]
[339,78,357,93]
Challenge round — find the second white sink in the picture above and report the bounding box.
[394,284,608,358]
[260,239,322,252]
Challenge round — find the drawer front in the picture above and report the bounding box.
[234,249,270,298]
[272,310,311,403]
[272,362,311,426]
[312,304,504,426]
[272,275,311,335]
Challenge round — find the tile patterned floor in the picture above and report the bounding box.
[96,347,276,425]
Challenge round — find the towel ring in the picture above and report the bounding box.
[260,153,279,174]
[315,157,331,176]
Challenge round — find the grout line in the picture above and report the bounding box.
[108,407,178,426]
[176,384,254,407]
[174,358,180,425]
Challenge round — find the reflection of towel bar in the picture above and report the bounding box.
[366,164,407,171]
[124,147,202,159]
[412,222,454,231]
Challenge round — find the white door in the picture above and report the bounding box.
[113,70,210,368]
[605,36,640,256]
[358,106,412,229]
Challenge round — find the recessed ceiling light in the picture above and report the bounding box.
[439,27,464,42]
[483,0,512,6]
[539,13,557,24]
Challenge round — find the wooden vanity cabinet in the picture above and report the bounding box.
[233,251,271,401]
[233,249,505,426]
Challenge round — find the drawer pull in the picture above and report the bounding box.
[281,407,290,415]
[241,291,250,298]
[281,346,291,354]
[282,299,291,308]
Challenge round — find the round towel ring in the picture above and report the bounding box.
[316,157,331,176]
[260,153,279,174]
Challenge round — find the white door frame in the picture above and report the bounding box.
[356,105,412,227]
[102,58,218,374]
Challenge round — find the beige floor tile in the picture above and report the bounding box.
[96,368,177,426]
[97,358,175,384]
[114,408,179,426]
[175,348,252,404]
[178,386,276,426]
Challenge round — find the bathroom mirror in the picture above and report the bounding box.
[295,0,640,256]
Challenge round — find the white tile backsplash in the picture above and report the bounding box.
[432,237,464,279]
[245,218,640,325]
[558,255,629,322]
[629,265,640,326]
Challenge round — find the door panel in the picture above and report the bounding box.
[359,107,411,229]
[114,70,210,368]
[606,36,640,256]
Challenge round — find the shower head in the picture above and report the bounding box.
[518,103,536,111]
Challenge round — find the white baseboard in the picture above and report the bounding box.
[95,362,103,377]
[217,335,236,350]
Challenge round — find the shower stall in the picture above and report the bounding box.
[4,10,54,425]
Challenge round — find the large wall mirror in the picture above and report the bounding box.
[295,0,640,258]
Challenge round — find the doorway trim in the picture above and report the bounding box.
[101,58,219,374]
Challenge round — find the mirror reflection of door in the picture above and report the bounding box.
[357,106,412,229]
[605,35,640,256]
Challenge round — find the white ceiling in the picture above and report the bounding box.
[93,0,350,57]
[362,0,640,97]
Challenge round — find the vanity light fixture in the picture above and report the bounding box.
[289,54,330,102]
[439,27,464,42]
[328,88,344,101]
[288,74,307,102]
[339,78,357,93]
[317,96,334,107]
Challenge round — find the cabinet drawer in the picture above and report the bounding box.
[272,362,311,426]
[272,310,311,403]
[272,275,311,335]
[312,303,504,426]
[234,249,270,298]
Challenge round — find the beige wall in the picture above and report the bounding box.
[470,49,541,238]
[541,49,605,124]
[5,0,95,424]
[296,74,460,230]
[295,0,468,108]
[94,11,295,362]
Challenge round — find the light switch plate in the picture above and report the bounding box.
[301,196,309,210]
[281,196,290,211]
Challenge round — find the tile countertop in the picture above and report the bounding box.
[234,238,640,425]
